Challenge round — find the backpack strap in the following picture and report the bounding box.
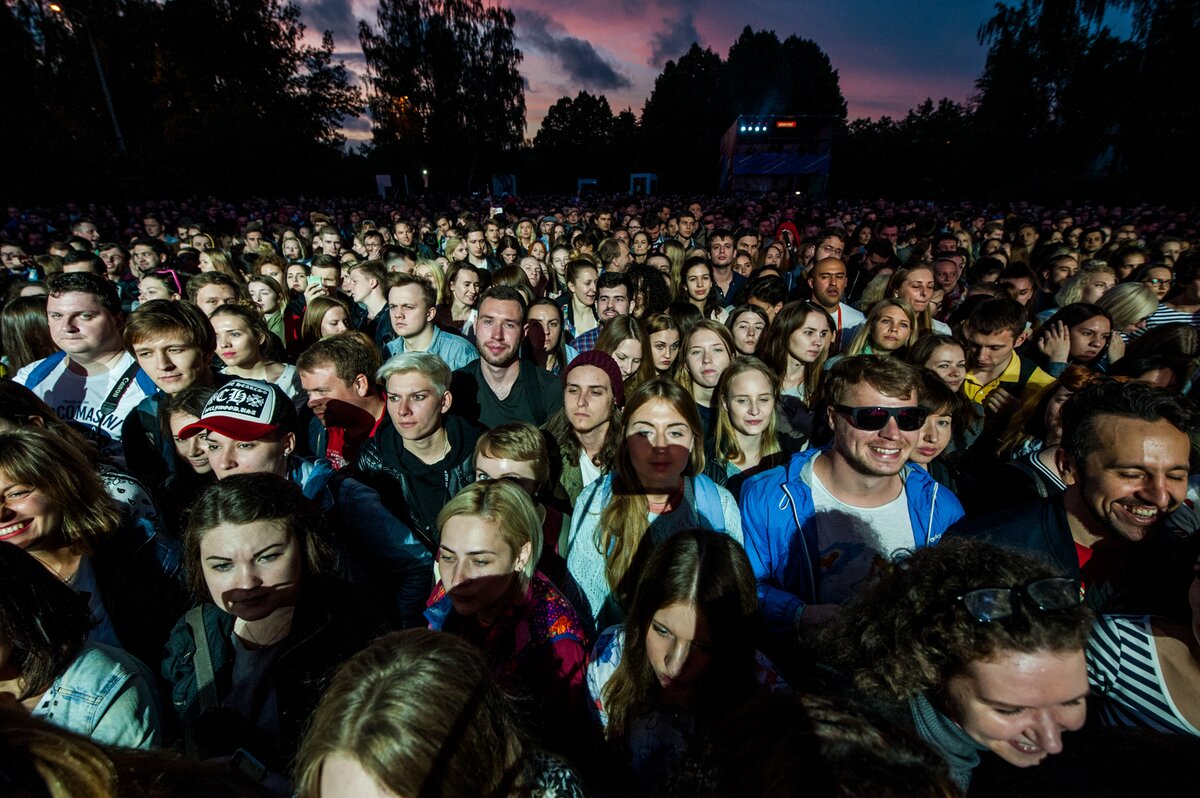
[23,350,67,389]
[185,606,219,712]
[692,475,726,534]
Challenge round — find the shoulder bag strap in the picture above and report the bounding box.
[185,606,220,711]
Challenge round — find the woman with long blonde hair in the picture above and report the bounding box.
[564,378,743,638]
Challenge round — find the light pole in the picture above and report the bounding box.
[48,2,127,156]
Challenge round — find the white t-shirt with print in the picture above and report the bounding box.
[811,466,913,605]
[15,352,149,468]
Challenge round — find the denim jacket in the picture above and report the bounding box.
[32,642,161,749]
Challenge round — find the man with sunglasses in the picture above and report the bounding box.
[741,357,965,642]
[955,380,1195,615]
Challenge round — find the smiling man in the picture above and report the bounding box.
[955,380,1194,615]
[740,357,964,641]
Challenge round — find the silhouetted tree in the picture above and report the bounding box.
[359,0,525,192]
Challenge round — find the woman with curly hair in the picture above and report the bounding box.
[819,538,1092,790]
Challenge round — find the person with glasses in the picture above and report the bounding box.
[819,538,1092,790]
[741,356,964,642]
[955,379,1194,615]
[1132,261,1200,335]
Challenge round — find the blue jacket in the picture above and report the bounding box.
[740,448,964,637]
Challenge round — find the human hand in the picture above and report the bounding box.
[1107,332,1126,363]
[985,387,1021,419]
[1037,321,1071,363]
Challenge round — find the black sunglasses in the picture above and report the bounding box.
[833,404,927,432]
[957,577,1082,623]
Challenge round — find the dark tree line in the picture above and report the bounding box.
[8,0,1200,202]
[521,28,847,194]
[358,0,526,193]
[2,0,361,200]
[835,0,1200,201]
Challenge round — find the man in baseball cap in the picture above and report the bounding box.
[178,378,298,480]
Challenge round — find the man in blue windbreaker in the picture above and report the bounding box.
[741,356,964,642]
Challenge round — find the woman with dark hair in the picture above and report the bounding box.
[565,378,742,638]
[163,473,380,775]
[295,630,584,798]
[210,303,301,404]
[820,538,1093,791]
[527,298,579,375]
[543,351,625,507]
[588,530,781,788]
[1022,302,1113,376]
[597,314,654,392]
[628,264,672,319]
[725,304,769,357]
[756,301,835,450]
[676,258,728,322]
[0,542,161,748]
[159,384,218,524]
[0,294,56,374]
[0,428,185,668]
[909,369,972,492]
[907,333,967,393]
[437,261,482,332]
[646,313,682,375]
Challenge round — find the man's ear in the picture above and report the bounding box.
[1055,447,1077,485]
[1014,327,1031,348]
[353,373,372,398]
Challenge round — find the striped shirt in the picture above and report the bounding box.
[1087,614,1200,735]
[1135,304,1200,336]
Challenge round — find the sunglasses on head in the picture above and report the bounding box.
[833,404,927,432]
[957,577,1082,623]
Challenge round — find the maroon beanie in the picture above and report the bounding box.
[562,350,625,406]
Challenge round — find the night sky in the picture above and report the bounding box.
[295,0,1110,143]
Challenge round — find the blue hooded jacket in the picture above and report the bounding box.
[740,447,964,637]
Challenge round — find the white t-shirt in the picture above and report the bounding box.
[579,451,602,488]
[811,465,913,605]
[16,352,149,468]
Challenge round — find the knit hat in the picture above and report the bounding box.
[562,350,625,406]
[178,378,297,441]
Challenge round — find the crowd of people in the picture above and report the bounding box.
[1,194,1199,796]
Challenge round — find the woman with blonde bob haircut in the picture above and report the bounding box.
[426,480,588,743]
[295,629,585,798]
